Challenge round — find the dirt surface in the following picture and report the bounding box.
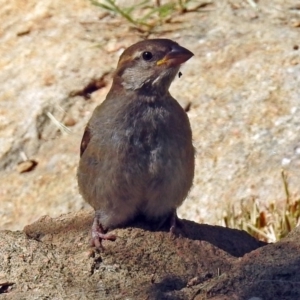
[1,0,300,299]
[1,0,300,231]
[0,211,264,299]
[1,211,300,299]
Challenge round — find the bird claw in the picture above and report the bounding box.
[169,211,183,239]
[91,217,116,249]
[91,232,116,249]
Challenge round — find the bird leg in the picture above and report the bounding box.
[169,210,184,238]
[169,211,179,235]
[91,216,116,249]
[156,210,182,236]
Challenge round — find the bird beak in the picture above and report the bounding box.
[157,45,194,67]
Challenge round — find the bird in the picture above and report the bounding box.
[77,39,195,249]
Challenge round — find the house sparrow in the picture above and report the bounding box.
[77,39,195,249]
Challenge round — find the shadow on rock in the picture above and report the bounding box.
[125,216,267,258]
[148,275,186,300]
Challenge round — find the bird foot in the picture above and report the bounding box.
[169,211,182,238]
[91,218,116,249]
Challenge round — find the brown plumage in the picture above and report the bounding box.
[77,39,195,248]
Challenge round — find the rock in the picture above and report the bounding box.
[0,212,299,299]
[0,211,264,299]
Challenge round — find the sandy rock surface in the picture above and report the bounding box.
[0,211,299,299]
[0,211,261,299]
[1,0,300,231]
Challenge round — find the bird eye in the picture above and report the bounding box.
[142,51,153,61]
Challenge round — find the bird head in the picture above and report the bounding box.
[113,39,194,95]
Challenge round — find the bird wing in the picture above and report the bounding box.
[80,126,91,157]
